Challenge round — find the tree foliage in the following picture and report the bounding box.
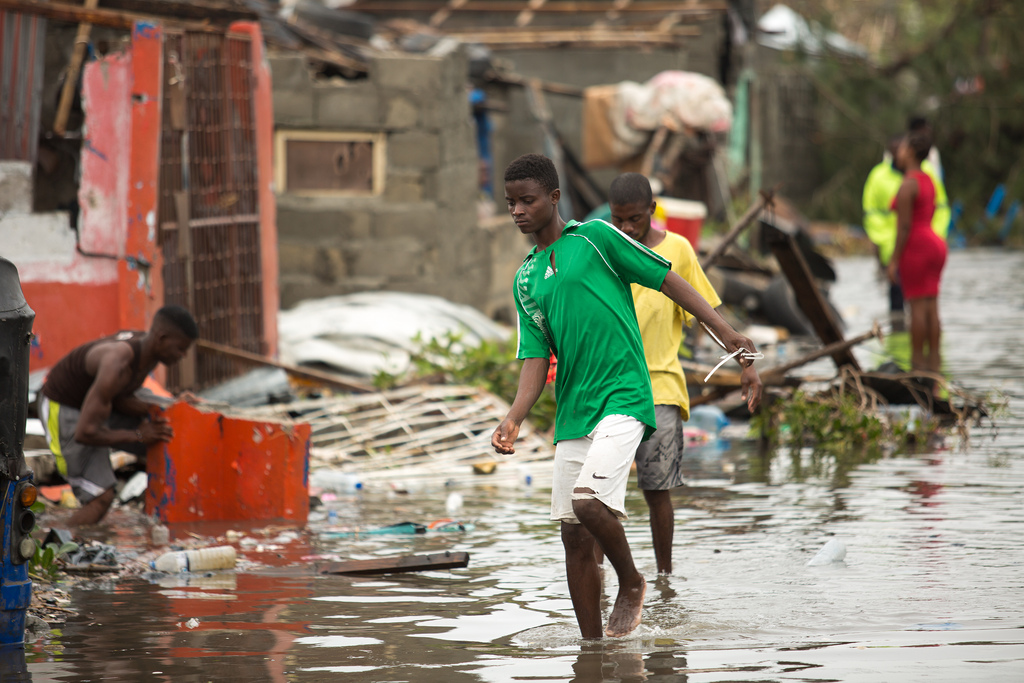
[800,0,1023,238]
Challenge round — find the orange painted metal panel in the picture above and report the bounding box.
[230,21,279,359]
[122,21,165,334]
[145,402,311,525]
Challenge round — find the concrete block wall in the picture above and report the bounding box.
[271,47,505,313]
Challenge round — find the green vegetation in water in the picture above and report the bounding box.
[749,389,935,487]
[373,331,558,432]
[27,501,79,582]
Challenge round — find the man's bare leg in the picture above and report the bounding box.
[572,493,645,637]
[68,489,114,526]
[561,522,604,638]
[643,489,674,574]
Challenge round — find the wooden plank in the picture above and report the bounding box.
[0,0,234,32]
[428,0,468,27]
[99,0,258,23]
[195,338,374,394]
[515,0,546,27]
[349,1,725,13]
[53,0,100,137]
[319,551,470,576]
[442,26,699,46]
[759,218,859,370]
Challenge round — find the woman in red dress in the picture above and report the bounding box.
[888,128,947,375]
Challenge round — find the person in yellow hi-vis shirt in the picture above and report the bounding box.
[863,132,950,329]
[608,173,761,574]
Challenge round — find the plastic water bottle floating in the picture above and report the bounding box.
[152,545,237,573]
[310,470,363,493]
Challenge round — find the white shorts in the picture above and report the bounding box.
[550,414,646,524]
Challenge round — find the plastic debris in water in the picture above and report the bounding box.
[806,538,847,566]
[446,492,464,515]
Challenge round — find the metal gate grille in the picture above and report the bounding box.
[0,10,46,163]
[159,31,264,391]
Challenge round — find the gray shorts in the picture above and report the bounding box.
[40,396,143,504]
[634,404,686,490]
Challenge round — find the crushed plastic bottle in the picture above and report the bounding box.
[310,470,363,493]
[806,538,847,566]
[445,492,464,515]
[152,545,237,573]
[689,405,729,435]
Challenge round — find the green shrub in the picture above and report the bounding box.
[27,502,79,581]
[374,331,558,432]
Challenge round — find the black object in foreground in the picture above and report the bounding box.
[319,551,470,576]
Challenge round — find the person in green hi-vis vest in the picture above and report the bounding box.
[863,127,950,330]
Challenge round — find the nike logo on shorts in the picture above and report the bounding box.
[592,473,609,479]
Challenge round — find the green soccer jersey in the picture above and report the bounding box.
[514,219,671,443]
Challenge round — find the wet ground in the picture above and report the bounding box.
[17,249,1024,682]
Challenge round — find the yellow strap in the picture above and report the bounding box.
[46,399,69,478]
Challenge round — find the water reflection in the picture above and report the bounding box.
[22,250,1024,682]
[0,647,30,683]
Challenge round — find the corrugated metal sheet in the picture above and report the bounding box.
[0,10,46,163]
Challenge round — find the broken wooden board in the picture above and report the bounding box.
[239,385,554,476]
[759,217,859,371]
[319,551,470,576]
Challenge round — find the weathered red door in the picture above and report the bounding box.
[158,30,265,391]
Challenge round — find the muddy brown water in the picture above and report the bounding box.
[17,249,1024,682]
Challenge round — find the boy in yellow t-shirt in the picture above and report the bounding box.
[609,173,761,574]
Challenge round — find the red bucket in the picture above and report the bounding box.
[657,197,706,251]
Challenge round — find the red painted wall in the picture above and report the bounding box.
[20,21,278,377]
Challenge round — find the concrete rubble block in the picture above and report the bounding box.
[314,245,348,283]
[432,161,478,206]
[347,238,430,279]
[315,82,382,129]
[383,169,425,202]
[273,87,315,127]
[388,131,441,170]
[277,241,320,276]
[374,202,438,239]
[438,47,469,97]
[383,96,419,130]
[268,54,314,93]
[0,161,33,214]
[439,124,478,166]
[418,98,471,131]
[371,54,445,95]
[276,206,373,243]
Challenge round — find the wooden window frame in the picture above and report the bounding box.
[273,130,387,197]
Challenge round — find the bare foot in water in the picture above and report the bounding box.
[605,575,645,637]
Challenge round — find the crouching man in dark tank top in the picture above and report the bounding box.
[39,306,199,525]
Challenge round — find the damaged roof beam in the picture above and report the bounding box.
[444,25,700,47]
[351,1,726,13]
[0,0,247,32]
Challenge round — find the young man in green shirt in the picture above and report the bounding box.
[492,154,761,639]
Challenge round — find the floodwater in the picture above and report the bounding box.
[19,249,1024,682]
